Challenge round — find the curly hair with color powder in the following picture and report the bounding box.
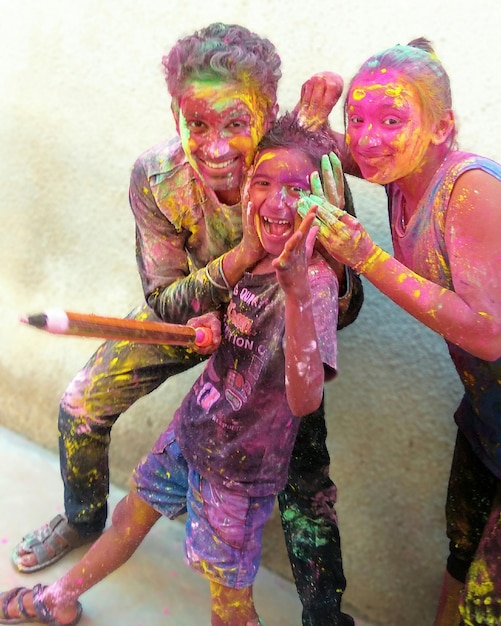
[163,23,282,115]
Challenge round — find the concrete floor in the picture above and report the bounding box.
[0,426,374,626]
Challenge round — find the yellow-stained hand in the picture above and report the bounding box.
[310,152,345,211]
[293,72,344,131]
[298,154,378,272]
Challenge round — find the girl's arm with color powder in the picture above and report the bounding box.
[300,167,501,361]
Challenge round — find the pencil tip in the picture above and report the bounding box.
[22,313,48,328]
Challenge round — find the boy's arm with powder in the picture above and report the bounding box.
[130,158,236,324]
[273,209,326,416]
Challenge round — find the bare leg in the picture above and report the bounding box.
[3,491,160,624]
[210,580,260,626]
[13,303,204,573]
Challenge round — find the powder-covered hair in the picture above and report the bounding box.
[257,112,356,216]
[346,37,456,147]
[163,23,282,115]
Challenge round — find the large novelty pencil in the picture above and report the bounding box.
[20,309,213,347]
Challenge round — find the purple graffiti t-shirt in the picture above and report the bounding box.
[174,256,338,496]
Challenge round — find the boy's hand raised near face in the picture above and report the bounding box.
[238,169,267,267]
[273,207,318,294]
[220,172,266,290]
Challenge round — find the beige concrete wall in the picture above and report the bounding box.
[1,1,500,624]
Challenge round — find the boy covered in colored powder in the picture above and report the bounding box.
[13,22,360,626]
[0,114,341,626]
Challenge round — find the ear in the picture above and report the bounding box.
[431,110,455,145]
[171,100,181,134]
[264,102,279,132]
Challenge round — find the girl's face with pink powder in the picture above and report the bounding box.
[346,68,437,184]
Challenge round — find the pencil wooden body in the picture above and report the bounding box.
[64,311,197,345]
[21,310,212,347]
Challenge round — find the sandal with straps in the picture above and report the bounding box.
[12,515,101,574]
[0,584,82,625]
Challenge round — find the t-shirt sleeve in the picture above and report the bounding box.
[129,153,232,323]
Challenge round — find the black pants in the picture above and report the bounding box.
[58,303,353,626]
[279,407,354,626]
[445,428,501,624]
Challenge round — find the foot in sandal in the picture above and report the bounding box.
[12,515,101,574]
[0,584,82,625]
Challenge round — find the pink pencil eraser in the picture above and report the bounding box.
[195,327,213,347]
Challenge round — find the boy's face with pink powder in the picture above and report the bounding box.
[248,146,315,257]
[174,78,275,205]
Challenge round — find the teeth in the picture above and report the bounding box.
[263,216,292,237]
[203,159,235,170]
[263,217,290,225]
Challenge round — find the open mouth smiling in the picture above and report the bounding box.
[262,216,293,237]
[199,157,239,171]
